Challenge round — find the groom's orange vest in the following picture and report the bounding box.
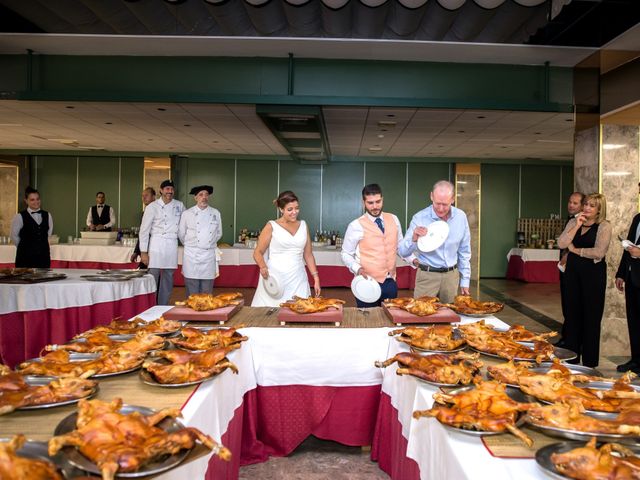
[357,212,398,283]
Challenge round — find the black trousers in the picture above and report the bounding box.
[562,257,606,367]
[625,282,640,361]
[356,277,398,308]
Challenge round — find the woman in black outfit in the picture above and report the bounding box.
[558,193,611,367]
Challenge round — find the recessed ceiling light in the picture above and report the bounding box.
[378,121,396,127]
[377,134,385,138]
[565,118,573,122]
[476,115,486,119]
[368,147,382,152]
[534,132,541,135]
[65,106,75,109]
[603,144,625,150]
[157,108,166,112]
[147,139,153,141]
[183,124,191,127]
[105,122,112,125]
[603,171,631,176]
[386,114,396,118]
[458,130,465,133]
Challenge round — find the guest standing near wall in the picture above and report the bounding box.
[558,193,611,367]
[556,191,585,349]
[615,182,640,373]
[130,186,156,268]
[139,180,185,305]
[178,185,222,297]
[10,186,53,268]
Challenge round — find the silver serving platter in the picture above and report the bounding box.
[414,376,475,388]
[139,363,221,388]
[0,438,63,472]
[433,385,530,436]
[535,441,640,480]
[468,343,576,362]
[17,375,99,410]
[81,274,136,282]
[99,269,148,277]
[21,352,142,378]
[526,410,640,445]
[54,404,190,478]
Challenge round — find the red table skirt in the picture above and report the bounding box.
[371,392,420,480]
[0,293,156,368]
[506,256,560,283]
[206,384,382,479]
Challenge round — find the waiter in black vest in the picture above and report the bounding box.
[615,182,640,373]
[10,186,53,268]
[86,191,115,231]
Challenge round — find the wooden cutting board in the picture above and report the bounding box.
[277,305,343,326]
[163,300,244,323]
[382,304,460,325]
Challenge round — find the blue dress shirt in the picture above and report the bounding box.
[398,205,472,288]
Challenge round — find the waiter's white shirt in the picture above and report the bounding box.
[178,205,222,279]
[86,204,116,229]
[10,208,54,246]
[139,198,185,269]
[341,212,415,276]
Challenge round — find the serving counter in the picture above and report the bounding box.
[0,305,556,479]
[505,248,560,283]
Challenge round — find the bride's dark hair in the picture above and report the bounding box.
[274,191,299,209]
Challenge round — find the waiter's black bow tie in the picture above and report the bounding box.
[31,210,41,214]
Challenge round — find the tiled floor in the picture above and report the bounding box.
[168,278,618,479]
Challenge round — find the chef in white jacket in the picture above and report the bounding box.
[139,179,185,305]
[178,185,222,296]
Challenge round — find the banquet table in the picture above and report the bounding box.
[0,269,156,367]
[0,306,554,480]
[0,244,418,288]
[505,248,560,283]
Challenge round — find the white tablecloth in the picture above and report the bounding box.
[0,269,156,315]
[382,315,543,480]
[506,248,560,262]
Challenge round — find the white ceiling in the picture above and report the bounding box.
[0,100,574,161]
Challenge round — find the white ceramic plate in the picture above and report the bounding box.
[350,275,381,303]
[416,221,450,252]
[263,272,284,299]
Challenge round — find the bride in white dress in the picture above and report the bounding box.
[251,191,321,307]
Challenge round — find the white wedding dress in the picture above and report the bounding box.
[251,220,311,307]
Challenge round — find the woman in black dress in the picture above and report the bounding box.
[557,193,612,367]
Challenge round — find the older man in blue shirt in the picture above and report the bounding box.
[399,180,471,303]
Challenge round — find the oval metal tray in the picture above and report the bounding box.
[17,375,99,410]
[139,366,219,388]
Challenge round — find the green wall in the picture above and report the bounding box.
[27,154,572,277]
[480,164,573,277]
[33,156,78,241]
[480,165,520,278]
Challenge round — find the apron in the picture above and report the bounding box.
[182,207,218,279]
[148,235,179,269]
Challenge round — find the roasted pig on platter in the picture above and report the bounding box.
[526,401,640,436]
[170,325,248,351]
[143,345,240,384]
[75,317,181,338]
[413,379,538,446]
[441,295,504,316]
[18,332,165,377]
[389,325,466,351]
[487,359,608,387]
[175,292,243,311]
[48,398,231,480]
[551,437,640,480]
[43,332,123,354]
[383,296,444,316]
[519,371,640,413]
[375,351,482,385]
[502,324,557,342]
[0,370,96,415]
[0,435,62,480]
[280,296,345,314]
[463,329,555,363]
